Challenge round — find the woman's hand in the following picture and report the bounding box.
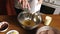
[19,0,30,10]
[38,0,43,4]
[18,0,43,10]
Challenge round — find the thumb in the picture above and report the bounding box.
[27,3,31,10]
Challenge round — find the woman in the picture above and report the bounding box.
[15,0,43,14]
[6,0,43,15]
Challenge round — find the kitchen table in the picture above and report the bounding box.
[0,15,60,34]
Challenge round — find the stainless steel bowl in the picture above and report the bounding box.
[17,12,42,30]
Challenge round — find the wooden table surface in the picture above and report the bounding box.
[0,15,60,34]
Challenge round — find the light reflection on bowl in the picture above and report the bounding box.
[17,12,42,30]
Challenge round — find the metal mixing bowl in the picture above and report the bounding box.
[17,12,42,30]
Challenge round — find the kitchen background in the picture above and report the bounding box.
[40,0,60,14]
[0,0,60,15]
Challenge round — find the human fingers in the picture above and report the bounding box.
[38,0,43,4]
[27,3,30,10]
[24,0,28,8]
[19,0,22,3]
[23,0,30,9]
[22,0,25,9]
[22,0,30,9]
[22,0,28,9]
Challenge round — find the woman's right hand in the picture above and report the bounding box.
[19,0,30,10]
